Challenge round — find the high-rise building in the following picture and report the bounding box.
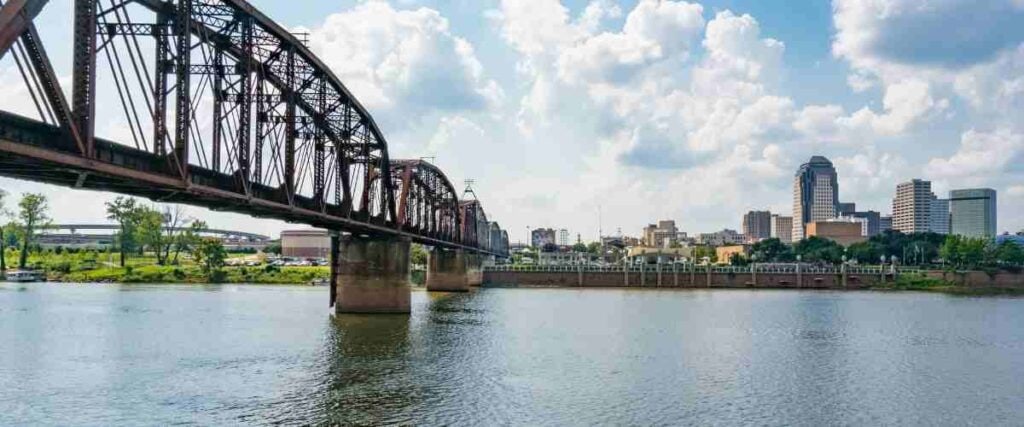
[838,202,857,217]
[643,220,679,248]
[557,229,570,246]
[771,215,794,244]
[698,229,745,246]
[880,216,893,233]
[743,210,772,242]
[792,156,839,241]
[950,188,997,238]
[929,194,950,235]
[531,228,557,247]
[850,210,882,237]
[893,179,932,234]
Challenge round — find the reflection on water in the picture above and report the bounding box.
[2,284,1024,425]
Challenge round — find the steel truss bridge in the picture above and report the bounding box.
[0,0,509,256]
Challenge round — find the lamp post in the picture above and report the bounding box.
[880,254,887,284]
[751,253,758,286]
[796,254,802,288]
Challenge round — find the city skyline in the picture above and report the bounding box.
[1,0,1023,239]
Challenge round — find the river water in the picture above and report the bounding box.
[2,283,1023,425]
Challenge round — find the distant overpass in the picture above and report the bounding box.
[46,224,271,241]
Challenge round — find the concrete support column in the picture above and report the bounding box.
[335,234,411,314]
[426,249,469,292]
[466,252,484,287]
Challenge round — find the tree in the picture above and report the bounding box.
[160,205,189,264]
[134,206,167,263]
[105,197,141,267]
[0,190,7,272]
[572,242,588,253]
[749,238,793,263]
[17,193,50,269]
[264,241,282,255]
[411,244,428,266]
[173,220,206,264]
[847,241,881,265]
[793,236,844,264]
[693,246,717,264]
[996,240,1024,266]
[192,238,227,281]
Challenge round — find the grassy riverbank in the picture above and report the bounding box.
[2,250,432,285]
[58,265,331,285]
[2,250,331,285]
[870,274,1024,295]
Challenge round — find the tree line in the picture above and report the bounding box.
[1,192,227,279]
[744,230,1024,269]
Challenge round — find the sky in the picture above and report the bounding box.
[1,0,1023,244]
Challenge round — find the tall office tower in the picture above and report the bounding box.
[771,215,794,244]
[792,156,839,242]
[929,194,950,235]
[893,179,932,234]
[743,210,772,242]
[557,229,570,246]
[850,210,882,237]
[950,188,997,238]
[880,216,893,233]
[838,202,857,217]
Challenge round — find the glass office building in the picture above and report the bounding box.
[950,188,996,238]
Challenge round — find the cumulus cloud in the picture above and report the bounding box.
[308,1,501,122]
[833,0,1024,71]
[926,129,1024,178]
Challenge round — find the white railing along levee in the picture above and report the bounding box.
[485,264,908,275]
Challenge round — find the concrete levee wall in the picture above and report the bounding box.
[923,271,1024,289]
[484,269,893,289]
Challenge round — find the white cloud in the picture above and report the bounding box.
[308,1,501,124]
[833,0,1024,72]
[926,129,1024,178]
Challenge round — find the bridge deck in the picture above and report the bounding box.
[0,111,500,255]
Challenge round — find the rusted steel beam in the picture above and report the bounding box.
[71,0,97,158]
[0,0,46,57]
[171,0,192,178]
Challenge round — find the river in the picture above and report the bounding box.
[2,283,1023,425]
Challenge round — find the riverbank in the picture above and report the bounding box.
[2,265,430,286]
[51,265,330,285]
[483,267,1024,295]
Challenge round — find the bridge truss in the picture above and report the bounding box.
[0,0,508,256]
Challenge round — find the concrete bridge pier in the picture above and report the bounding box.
[426,248,470,292]
[334,234,412,314]
[466,253,484,287]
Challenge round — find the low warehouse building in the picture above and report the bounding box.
[281,230,330,258]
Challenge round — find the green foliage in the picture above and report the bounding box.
[0,189,7,272]
[264,241,282,255]
[16,193,51,269]
[729,254,749,266]
[941,235,1024,270]
[411,244,428,266]
[192,238,227,281]
[105,196,141,267]
[693,246,717,263]
[572,242,588,253]
[793,236,844,264]
[749,238,793,262]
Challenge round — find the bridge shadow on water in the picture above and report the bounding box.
[304,290,498,425]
